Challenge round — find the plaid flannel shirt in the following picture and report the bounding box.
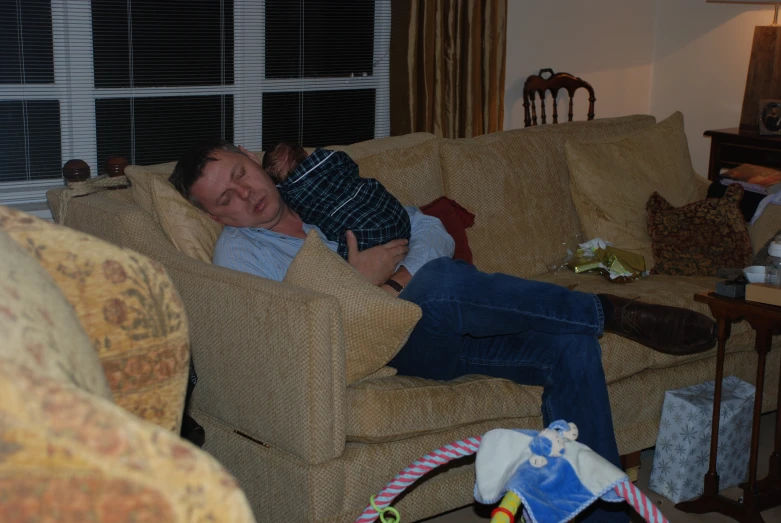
[277,148,412,259]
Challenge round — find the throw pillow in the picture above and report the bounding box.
[126,165,223,263]
[566,111,705,265]
[419,196,476,264]
[149,176,223,263]
[283,231,422,384]
[0,225,112,400]
[646,184,753,276]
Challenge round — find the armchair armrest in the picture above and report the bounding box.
[52,191,348,465]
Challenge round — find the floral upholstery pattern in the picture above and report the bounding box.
[0,230,112,399]
[0,360,255,523]
[646,184,753,276]
[0,206,189,432]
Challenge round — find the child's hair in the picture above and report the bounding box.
[262,142,308,182]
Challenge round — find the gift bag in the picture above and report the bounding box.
[649,376,754,503]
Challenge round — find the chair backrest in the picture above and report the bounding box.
[523,69,596,127]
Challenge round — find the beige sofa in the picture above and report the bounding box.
[48,114,781,522]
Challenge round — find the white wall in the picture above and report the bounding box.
[503,0,776,176]
[650,1,773,175]
[504,0,657,129]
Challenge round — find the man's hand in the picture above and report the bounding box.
[346,230,409,285]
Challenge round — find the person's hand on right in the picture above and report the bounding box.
[346,230,409,285]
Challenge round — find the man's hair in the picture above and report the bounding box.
[262,142,307,182]
[169,138,246,209]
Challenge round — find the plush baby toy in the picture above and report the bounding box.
[357,420,667,523]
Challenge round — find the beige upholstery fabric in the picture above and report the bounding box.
[149,176,223,263]
[0,227,111,400]
[125,161,178,221]
[126,165,222,263]
[440,115,657,278]
[284,231,422,384]
[351,138,445,207]
[566,112,704,264]
[330,132,437,161]
[347,375,542,442]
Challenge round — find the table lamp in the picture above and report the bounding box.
[707,1,781,132]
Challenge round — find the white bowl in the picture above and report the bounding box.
[768,241,781,258]
[743,266,766,284]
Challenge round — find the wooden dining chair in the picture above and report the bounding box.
[523,68,596,127]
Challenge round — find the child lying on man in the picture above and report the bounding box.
[262,142,412,260]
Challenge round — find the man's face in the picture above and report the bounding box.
[189,149,284,229]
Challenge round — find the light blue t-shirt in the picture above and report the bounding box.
[213,206,455,282]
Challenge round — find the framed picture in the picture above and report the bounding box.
[759,99,781,135]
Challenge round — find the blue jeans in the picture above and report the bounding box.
[390,258,628,522]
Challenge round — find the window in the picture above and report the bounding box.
[0,0,391,218]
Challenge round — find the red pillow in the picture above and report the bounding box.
[419,196,476,264]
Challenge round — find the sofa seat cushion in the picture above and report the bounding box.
[346,374,542,442]
[532,271,775,383]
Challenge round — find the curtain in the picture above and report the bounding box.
[390,0,507,138]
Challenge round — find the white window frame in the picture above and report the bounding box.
[0,0,391,216]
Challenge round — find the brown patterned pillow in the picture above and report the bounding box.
[647,183,753,276]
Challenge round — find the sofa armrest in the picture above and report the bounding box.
[52,191,347,465]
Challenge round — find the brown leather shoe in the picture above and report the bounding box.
[601,294,717,356]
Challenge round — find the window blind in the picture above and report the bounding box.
[0,0,391,212]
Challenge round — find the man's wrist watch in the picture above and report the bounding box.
[383,279,404,295]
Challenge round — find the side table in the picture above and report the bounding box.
[704,128,781,182]
[676,292,781,522]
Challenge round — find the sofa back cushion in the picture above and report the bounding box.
[565,112,703,265]
[440,115,656,278]
[338,134,444,207]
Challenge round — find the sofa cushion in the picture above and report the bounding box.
[647,184,753,275]
[125,161,178,220]
[126,165,222,263]
[0,206,190,432]
[440,115,657,278]
[349,138,445,207]
[566,112,704,265]
[346,375,542,442]
[283,231,422,384]
[531,270,771,383]
[0,225,112,400]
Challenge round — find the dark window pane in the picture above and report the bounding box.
[0,0,54,84]
[96,95,233,168]
[0,100,61,182]
[266,0,374,79]
[262,89,374,149]
[93,0,234,88]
